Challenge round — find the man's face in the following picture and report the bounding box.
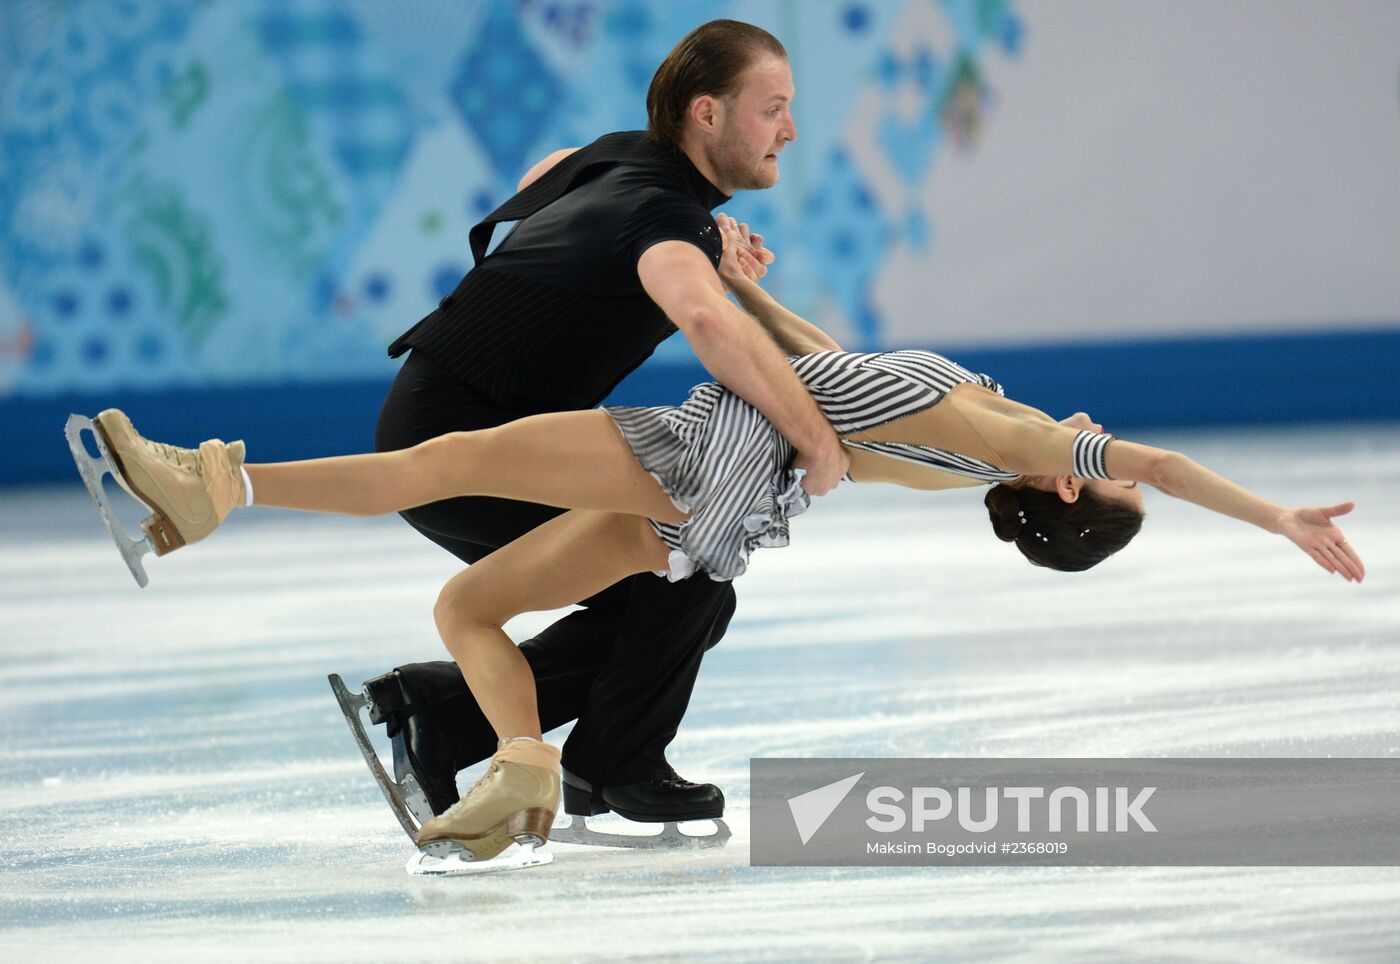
[706,54,797,192]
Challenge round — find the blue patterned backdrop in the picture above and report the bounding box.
[0,0,1024,399]
[1,0,1397,484]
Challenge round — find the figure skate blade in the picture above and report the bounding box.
[327,673,431,840]
[65,413,153,588]
[407,839,553,877]
[549,815,732,850]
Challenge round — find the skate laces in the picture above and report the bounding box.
[145,439,201,471]
[137,434,241,510]
[439,761,503,819]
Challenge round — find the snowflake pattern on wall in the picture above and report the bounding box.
[0,0,1019,395]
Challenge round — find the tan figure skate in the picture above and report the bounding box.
[408,738,561,876]
[66,408,244,586]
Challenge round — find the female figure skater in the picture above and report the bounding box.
[86,215,1364,862]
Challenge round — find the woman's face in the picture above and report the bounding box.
[1081,477,1145,513]
[1057,412,1145,513]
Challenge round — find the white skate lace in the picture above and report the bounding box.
[144,439,201,472]
[439,762,502,819]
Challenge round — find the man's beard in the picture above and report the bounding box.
[708,126,776,192]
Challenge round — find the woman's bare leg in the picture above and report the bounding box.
[431,509,673,740]
[246,410,685,739]
[245,409,687,523]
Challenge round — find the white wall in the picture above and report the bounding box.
[881,0,1400,347]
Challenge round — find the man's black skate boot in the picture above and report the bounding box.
[362,670,461,816]
[561,763,724,822]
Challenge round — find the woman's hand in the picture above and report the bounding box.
[733,216,775,273]
[715,213,768,291]
[1278,502,1365,582]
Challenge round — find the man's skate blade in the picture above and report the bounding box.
[549,816,732,850]
[65,414,153,588]
[406,840,553,877]
[327,673,426,840]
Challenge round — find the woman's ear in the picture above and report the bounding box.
[1054,475,1081,503]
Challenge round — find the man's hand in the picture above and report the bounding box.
[638,239,844,499]
[793,438,850,497]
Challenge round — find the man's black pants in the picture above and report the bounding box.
[373,350,735,786]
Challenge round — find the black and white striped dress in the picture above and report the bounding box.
[605,349,1106,582]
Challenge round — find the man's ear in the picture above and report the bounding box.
[689,93,722,134]
[1054,475,1080,504]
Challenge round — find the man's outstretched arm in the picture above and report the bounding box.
[637,240,848,495]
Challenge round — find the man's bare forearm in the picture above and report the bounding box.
[687,298,841,455]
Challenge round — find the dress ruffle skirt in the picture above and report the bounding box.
[605,381,811,582]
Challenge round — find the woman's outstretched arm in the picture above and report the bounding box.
[1114,439,1363,581]
[998,417,1365,581]
[714,214,842,356]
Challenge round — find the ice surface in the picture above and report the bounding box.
[2,424,1398,960]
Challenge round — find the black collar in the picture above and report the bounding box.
[680,152,731,210]
[660,140,731,209]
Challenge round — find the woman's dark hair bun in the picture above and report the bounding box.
[983,484,1022,542]
[984,480,1145,572]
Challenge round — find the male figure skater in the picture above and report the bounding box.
[360,19,847,826]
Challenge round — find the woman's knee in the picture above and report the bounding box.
[433,575,500,645]
[421,427,487,467]
[412,428,492,498]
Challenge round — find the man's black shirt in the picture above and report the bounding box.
[391,131,730,411]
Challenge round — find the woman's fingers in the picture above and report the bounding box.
[731,246,759,280]
[1309,547,1337,576]
[1313,539,1364,582]
[1329,539,1364,582]
[1322,544,1352,581]
[732,251,753,279]
[737,247,766,278]
[1337,539,1366,581]
[716,215,775,273]
[1286,504,1365,582]
[748,231,775,262]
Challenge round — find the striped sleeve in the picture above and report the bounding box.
[1072,430,1115,480]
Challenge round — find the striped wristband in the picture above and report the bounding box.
[1072,430,1115,480]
